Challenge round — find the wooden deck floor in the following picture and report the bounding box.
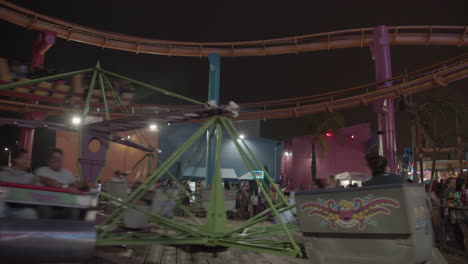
[86,244,468,264]
[88,218,308,264]
[86,244,310,264]
[86,217,468,264]
[84,244,468,264]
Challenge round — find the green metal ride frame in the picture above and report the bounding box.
[96,116,301,257]
[0,63,301,257]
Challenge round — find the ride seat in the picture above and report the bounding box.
[0,58,12,82]
[52,84,71,98]
[34,81,53,96]
[71,74,85,102]
[121,92,134,105]
[295,184,434,264]
[151,187,180,218]
[14,78,31,93]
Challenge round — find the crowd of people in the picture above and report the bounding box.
[231,181,272,219]
[427,176,468,251]
[281,152,406,193]
[195,152,408,220]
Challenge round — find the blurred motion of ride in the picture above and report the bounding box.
[0,181,98,263]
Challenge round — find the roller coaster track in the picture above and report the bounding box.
[0,1,467,121]
[240,53,467,108]
[0,0,466,57]
[130,53,468,120]
[0,53,466,121]
[235,54,468,120]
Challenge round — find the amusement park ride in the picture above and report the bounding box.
[0,0,467,263]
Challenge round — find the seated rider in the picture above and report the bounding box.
[364,153,404,186]
[108,170,128,183]
[35,148,90,191]
[35,148,92,219]
[0,148,38,219]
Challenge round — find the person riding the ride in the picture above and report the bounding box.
[0,148,38,219]
[35,148,94,219]
[364,153,404,186]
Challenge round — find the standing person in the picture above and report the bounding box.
[194,180,202,204]
[443,178,468,251]
[235,183,241,217]
[224,179,231,191]
[250,191,259,217]
[443,178,460,208]
[259,192,266,213]
[0,149,38,219]
[283,179,293,199]
[335,179,342,188]
[239,185,249,220]
[364,153,404,186]
[314,179,326,189]
[327,175,336,188]
[436,179,445,198]
[181,180,192,208]
[268,184,277,204]
[460,180,468,206]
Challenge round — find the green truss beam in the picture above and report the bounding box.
[0,68,94,91]
[99,68,204,105]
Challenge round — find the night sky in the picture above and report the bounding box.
[0,0,467,154]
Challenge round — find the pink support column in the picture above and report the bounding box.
[371,25,397,174]
[18,112,47,163]
[30,30,57,73]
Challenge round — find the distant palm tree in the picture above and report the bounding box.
[308,112,345,181]
[399,95,466,184]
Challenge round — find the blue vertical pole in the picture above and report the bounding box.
[206,53,221,187]
[208,53,220,103]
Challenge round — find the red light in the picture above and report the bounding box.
[350,135,356,139]
[325,132,332,137]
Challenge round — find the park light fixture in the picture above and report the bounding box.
[239,134,245,140]
[71,116,81,125]
[4,147,8,151]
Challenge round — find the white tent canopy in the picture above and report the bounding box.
[334,171,371,182]
[183,167,237,179]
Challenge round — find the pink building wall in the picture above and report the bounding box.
[281,123,372,189]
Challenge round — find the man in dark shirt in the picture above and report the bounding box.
[364,153,404,186]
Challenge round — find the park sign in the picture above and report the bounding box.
[252,170,264,179]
